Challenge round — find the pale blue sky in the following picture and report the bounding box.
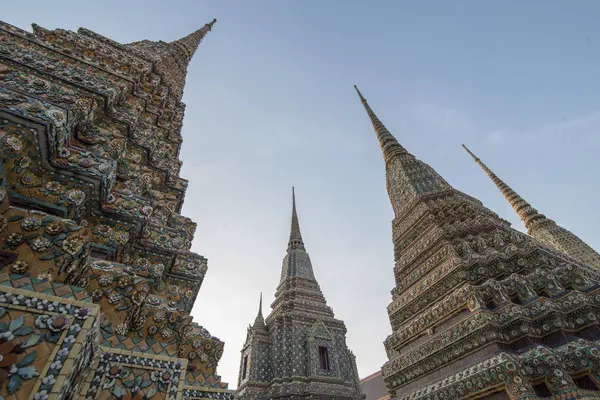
[3,0,600,388]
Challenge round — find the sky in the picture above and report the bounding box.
[3,0,600,389]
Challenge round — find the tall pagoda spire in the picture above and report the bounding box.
[354,85,410,163]
[463,144,600,269]
[354,86,450,215]
[237,189,362,399]
[288,186,305,250]
[126,18,217,99]
[462,144,548,229]
[169,18,217,68]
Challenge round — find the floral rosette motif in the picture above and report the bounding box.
[5,233,24,248]
[20,217,40,232]
[10,261,29,275]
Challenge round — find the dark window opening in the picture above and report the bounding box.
[90,245,115,261]
[318,346,330,371]
[485,299,497,310]
[574,375,599,391]
[537,289,551,298]
[532,382,552,397]
[242,355,248,380]
[510,293,523,305]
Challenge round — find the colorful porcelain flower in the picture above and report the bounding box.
[4,136,23,152]
[91,289,103,302]
[131,316,145,332]
[147,325,158,336]
[115,323,128,336]
[98,275,113,286]
[153,312,165,323]
[106,293,120,304]
[160,328,173,339]
[152,263,164,277]
[20,171,42,187]
[106,365,122,379]
[151,369,173,384]
[114,230,130,245]
[146,297,160,307]
[72,308,91,320]
[45,221,63,235]
[67,190,86,206]
[46,315,69,332]
[116,276,132,289]
[140,206,153,216]
[58,148,70,158]
[44,181,61,193]
[18,157,31,168]
[21,217,40,231]
[62,235,84,255]
[95,224,112,237]
[10,261,28,274]
[30,237,51,252]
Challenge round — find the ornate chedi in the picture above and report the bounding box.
[236,189,363,400]
[462,145,600,270]
[0,18,234,399]
[354,86,600,400]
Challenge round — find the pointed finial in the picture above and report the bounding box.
[354,86,410,163]
[289,187,305,250]
[462,144,548,229]
[354,85,366,102]
[258,292,263,317]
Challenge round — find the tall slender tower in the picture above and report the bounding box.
[236,189,363,400]
[355,86,600,400]
[0,18,233,399]
[462,144,600,270]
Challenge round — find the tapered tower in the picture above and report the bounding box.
[355,86,600,400]
[0,17,233,399]
[462,144,600,270]
[236,189,363,400]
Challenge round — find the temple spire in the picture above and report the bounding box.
[252,292,267,331]
[462,144,548,229]
[126,18,217,100]
[354,86,450,214]
[169,18,217,67]
[354,85,410,163]
[289,187,305,250]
